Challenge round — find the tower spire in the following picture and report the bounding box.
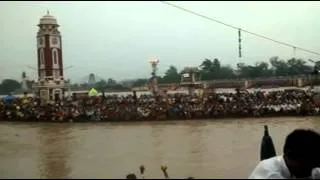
[47,9,50,15]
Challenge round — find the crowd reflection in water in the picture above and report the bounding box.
[1,88,320,122]
[38,125,71,179]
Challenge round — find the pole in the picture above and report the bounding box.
[260,125,276,161]
[238,28,242,58]
[150,58,159,97]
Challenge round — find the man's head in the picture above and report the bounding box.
[283,129,320,178]
[126,173,137,179]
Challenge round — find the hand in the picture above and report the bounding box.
[161,165,167,171]
[140,165,145,174]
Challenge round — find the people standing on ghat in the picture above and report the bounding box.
[249,129,320,179]
[1,88,320,122]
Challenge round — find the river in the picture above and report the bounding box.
[0,117,319,179]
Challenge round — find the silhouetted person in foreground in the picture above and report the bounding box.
[249,129,320,179]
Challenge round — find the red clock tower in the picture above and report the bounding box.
[33,11,67,102]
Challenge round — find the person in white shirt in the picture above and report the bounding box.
[249,129,320,179]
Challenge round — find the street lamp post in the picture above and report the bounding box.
[149,58,159,96]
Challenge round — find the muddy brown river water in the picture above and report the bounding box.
[0,117,319,179]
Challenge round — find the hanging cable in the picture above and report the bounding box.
[160,1,320,57]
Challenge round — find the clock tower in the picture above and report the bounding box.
[33,11,67,102]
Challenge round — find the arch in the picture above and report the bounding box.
[53,51,58,64]
[53,88,62,101]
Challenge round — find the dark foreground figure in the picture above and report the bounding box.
[125,127,319,179]
[250,129,320,179]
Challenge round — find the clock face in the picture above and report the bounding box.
[52,37,58,45]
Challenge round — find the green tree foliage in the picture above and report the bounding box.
[155,57,313,84]
[0,79,21,95]
[4,56,313,93]
[93,78,130,91]
[114,56,315,87]
[132,78,149,87]
[200,58,236,80]
[160,65,180,83]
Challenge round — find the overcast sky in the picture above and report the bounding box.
[0,1,319,83]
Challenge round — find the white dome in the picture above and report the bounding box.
[38,11,58,26]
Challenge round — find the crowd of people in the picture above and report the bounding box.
[1,88,320,122]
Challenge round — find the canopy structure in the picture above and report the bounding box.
[88,88,98,97]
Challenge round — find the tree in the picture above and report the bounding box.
[132,78,149,87]
[2,56,316,91]
[79,83,89,88]
[236,62,252,78]
[253,61,273,77]
[199,58,214,80]
[269,56,289,76]
[107,78,117,87]
[161,65,180,83]
[212,58,221,72]
[286,58,312,76]
[200,58,213,72]
[0,79,21,95]
[218,66,236,79]
[70,83,80,89]
[199,58,235,80]
[95,79,108,91]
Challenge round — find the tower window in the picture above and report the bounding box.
[53,51,58,64]
[40,49,44,65]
